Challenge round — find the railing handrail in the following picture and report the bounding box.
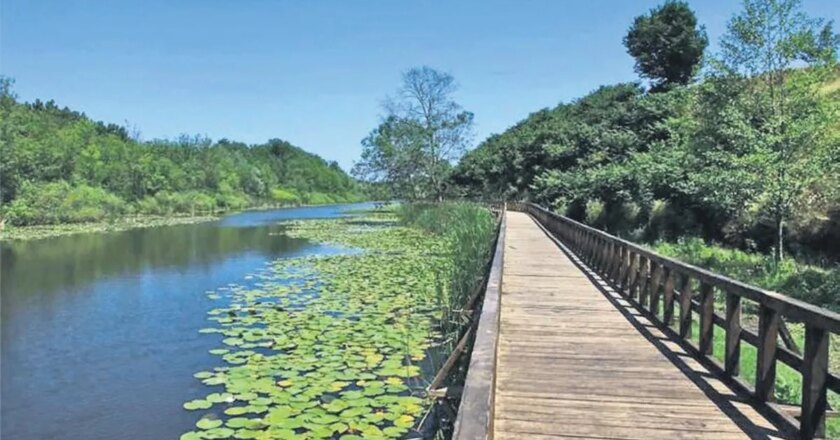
[522,202,840,332]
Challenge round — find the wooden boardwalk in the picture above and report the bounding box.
[492,211,790,439]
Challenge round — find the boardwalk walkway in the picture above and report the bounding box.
[492,211,789,439]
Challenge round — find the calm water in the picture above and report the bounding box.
[0,203,373,440]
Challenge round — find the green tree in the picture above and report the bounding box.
[624,1,708,90]
[353,116,428,199]
[697,0,839,260]
[356,67,473,201]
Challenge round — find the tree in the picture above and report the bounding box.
[353,116,428,199]
[697,0,839,260]
[355,66,474,200]
[624,1,708,90]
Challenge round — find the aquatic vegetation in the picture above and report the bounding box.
[181,212,476,439]
[0,215,218,241]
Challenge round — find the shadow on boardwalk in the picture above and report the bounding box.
[493,211,793,440]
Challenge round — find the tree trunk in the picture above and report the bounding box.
[776,216,784,262]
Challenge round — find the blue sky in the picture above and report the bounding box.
[2,1,838,170]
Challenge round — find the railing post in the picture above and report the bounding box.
[678,276,693,339]
[800,324,829,440]
[725,293,742,377]
[698,282,715,356]
[756,305,780,402]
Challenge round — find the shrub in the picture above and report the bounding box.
[271,188,301,205]
[5,180,126,225]
[305,192,336,205]
[585,199,606,226]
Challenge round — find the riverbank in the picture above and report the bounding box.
[0,215,220,242]
[0,201,382,242]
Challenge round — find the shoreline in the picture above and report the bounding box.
[0,215,220,242]
[0,201,379,242]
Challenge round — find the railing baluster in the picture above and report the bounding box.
[618,248,630,294]
[638,257,650,308]
[611,245,624,283]
[626,252,640,298]
[724,292,741,377]
[756,305,780,402]
[598,238,609,273]
[678,275,693,339]
[648,263,663,316]
[801,324,829,440]
[698,282,715,355]
[662,268,675,326]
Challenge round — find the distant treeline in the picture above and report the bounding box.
[0,80,363,226]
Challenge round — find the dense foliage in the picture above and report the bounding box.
[452,0,840,262]
[0,80,362,226]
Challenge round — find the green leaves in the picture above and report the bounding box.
[181,215,450,438]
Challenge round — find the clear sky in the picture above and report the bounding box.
[2,1,837,170]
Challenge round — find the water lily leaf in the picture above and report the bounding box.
[203,427,235,439]
[196,417,223,430]
[393,414,414,428]
[383,426,406,437]
[226,417,263,429]
[206,392,234,403]
[183,399,212,410]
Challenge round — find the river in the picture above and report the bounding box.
[0,203,374,440]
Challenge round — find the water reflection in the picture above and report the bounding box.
[0,203,370,440]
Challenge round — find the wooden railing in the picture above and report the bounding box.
[512,202,840,439]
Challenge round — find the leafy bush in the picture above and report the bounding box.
[5,181,126,225]
[271,188,301,205]
[304,192,336,205]
[585,199,606,226]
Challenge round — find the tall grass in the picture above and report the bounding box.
[397,202,497,336]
